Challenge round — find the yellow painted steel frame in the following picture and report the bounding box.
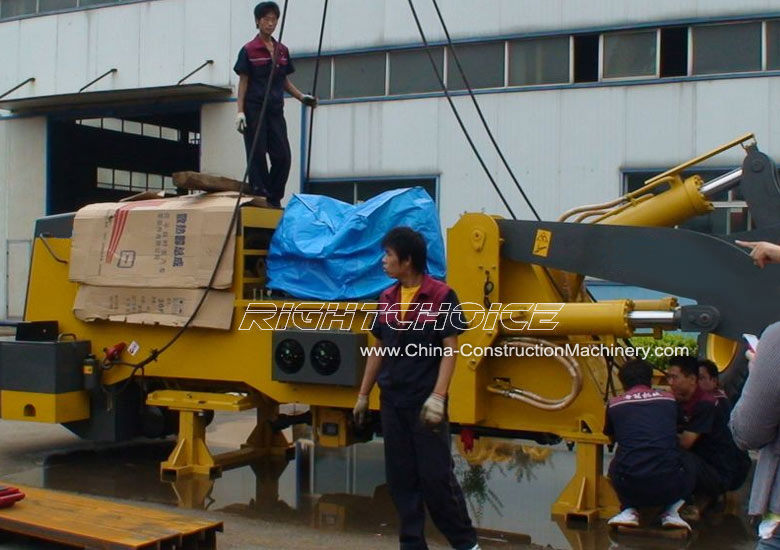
[22,208,624,520]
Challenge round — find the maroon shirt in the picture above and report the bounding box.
[370,275,467,407]
[234,36,295,112]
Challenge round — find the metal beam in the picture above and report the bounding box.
[0,78,34,101]
[177,60,214,85]
[78,68,117,93]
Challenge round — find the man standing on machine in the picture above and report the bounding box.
[234,1,317,208]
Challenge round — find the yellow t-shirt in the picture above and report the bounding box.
[399,285,421,318]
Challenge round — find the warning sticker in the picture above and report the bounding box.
[533,229,552,257]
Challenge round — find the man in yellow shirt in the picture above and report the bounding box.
[353,226,480,550]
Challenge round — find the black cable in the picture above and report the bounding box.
[406,0,516,219]
[117,1,290,376]
[430,0,540,221]
[305,0,329,183]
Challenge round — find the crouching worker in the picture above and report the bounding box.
[353,226,481,550]
[605,359,694,530]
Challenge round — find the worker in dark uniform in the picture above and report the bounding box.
[604,359,693,529]
[234,1,316,208]
[353,227,481,550]
[698,359,730,411]
[667,356,750,507]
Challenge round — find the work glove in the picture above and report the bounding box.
[420,393,446,428]
[353,394,369,426]
[235,112,246,133]
[301,94,318,108]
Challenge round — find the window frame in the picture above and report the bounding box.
[600,29,661,81]
[304,175,439,208]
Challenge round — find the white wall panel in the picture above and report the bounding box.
[0,117,45,319]
[6,118,46,241]
[183,0,232,86]
[93,4,140,91]
[55,11,89,94]
[18,17,57,97]
[379,99,439,173]
[139,0,185,88]
[624,84,696,167]
[0,21,20,98]
[0,121,8,318]
[200,101,246,182]
[693,79,771,167]
[494,90,563,220]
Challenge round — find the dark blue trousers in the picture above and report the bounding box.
[380,401,477,550]
[243,105,291,206]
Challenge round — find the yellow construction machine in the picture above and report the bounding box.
[3,133,778,522]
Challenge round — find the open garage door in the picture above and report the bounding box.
[47,107,201,214]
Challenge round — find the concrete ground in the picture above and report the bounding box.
[0,413,543,550]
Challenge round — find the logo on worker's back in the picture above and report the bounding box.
[237,302,562,332]
[117,250,136,268]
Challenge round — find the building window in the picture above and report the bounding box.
[508,36,570,86]
[306,178,436,205]
[446,42,505,90]
[767,20,780,70]
[573,34,599,83]
[77,118,180,142]
[623,170,757,235]
[333,53,386,99]
[39,0,77,11]
[292,57,332,99]
[1,0,126,19]
[0,0,36,17]
[389,48,444,95]
[96,167,176,193]
[660,27,688,77]
[692,22,762,75]
[603,31,658,79]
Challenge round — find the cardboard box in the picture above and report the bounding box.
[69,194,249,289]
[74,285,235,330]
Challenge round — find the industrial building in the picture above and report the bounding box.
[1,0,779,320]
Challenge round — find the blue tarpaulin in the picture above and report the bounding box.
[266,187,446,300]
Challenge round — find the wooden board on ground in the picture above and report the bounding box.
[616,524,690,540]
[0,483,222,549]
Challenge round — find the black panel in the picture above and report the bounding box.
[272,330,367,386]
[0,340,90,393]
[34,213,75,239]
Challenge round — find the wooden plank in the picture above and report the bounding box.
[173,172,247,194]
[0,483,222,550]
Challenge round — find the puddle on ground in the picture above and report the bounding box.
[4,432,759,550]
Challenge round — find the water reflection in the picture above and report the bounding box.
[3,436,759,550]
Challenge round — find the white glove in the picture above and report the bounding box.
[353,394,369,426]
[301,94,318,108]
[236,112,246,133]
[420,393,446,427]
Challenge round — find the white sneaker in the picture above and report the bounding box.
[660,499,691,531]
[608,507,640,528]
[463,545,481,550]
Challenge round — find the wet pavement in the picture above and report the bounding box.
[0,409,762,549]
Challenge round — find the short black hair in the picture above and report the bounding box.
[698,359,719,380]
[618,359,653,390]
[668,355,699,378]
[382,227,427,274]
[254,1,280,19]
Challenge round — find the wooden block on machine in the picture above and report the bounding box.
[173,171,246,193]
[0,483,222,549]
